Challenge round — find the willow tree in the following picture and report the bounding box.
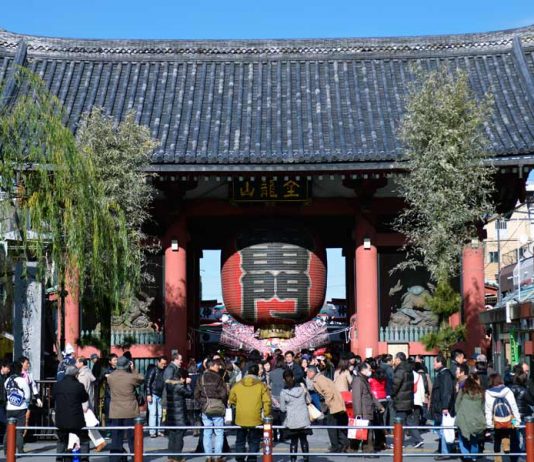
[0,68,138,348]
[394,68,495,357]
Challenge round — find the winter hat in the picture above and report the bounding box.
[117,356,131,369]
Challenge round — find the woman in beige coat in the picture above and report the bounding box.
[107,356,144,458]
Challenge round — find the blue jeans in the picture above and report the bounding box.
[202,414,225,455]
[459,434,479,460]
[148,395,163,436]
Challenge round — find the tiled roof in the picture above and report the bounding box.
[1,26,534,171]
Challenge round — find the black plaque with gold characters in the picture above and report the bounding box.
[231,177,311,203]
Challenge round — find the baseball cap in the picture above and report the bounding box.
[476,354,487,363]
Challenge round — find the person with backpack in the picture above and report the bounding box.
[431,354,456,459]
[485,372,521,462]
[2,361,30,454]
[455,374,486,460]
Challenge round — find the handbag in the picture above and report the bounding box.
[299,383,324,421]
[307,403,324,421]
[201,376,226,417]
[348,416,369,441]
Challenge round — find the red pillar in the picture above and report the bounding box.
[164,219,189,358]
[354,221,379,358]
[462,245,485,354]
[64,271,80,351]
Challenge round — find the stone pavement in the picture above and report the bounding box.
[2,426,472,462]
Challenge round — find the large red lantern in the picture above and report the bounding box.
[221,224,327,339]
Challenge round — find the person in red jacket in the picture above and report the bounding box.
[368,363,389,451]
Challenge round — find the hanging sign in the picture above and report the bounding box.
[231,177,311,203]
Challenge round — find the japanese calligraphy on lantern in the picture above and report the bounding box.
[231,177,310,202]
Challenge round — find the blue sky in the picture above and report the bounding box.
[5,1,533,302]
[3,1,534,40]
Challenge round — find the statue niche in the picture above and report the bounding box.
[388,280,438,328]
[111,291,154,329]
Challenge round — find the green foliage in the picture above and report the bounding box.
[0,67,136,312]
[75,108,159,286]
[394,67,495,282]
[394,67,494,355]
[420,324,466,360]
[425,279,462,322]
[421,279,465,356]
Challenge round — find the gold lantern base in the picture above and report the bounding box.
[258,324,295,339]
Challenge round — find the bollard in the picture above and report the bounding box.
[263,416,273,462]
[5,417,17,462]
[133,416,144,462]
[527,416,534,462]
[393,417,403,462]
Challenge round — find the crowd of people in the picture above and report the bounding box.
[1,346,534,462]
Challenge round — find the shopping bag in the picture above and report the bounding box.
[224,407,233,425]
[348,416,369,441]
[442,413,456,444]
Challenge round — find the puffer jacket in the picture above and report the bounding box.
[145,366,166,398]
[194,369,228,411]
[391,361,414,412]
[431,366,456,417]
[229,375,272,427]
[280,385,311,429]
[369,377,387,400]
[166,382,193,426]
[485,385,521,428]
[352,373,383,420]
[509,384,534,419]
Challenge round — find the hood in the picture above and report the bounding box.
[285,386,306,399]
[487,385,509,397]
[242,375,261,386]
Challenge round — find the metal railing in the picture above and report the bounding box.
[4,416,534,462]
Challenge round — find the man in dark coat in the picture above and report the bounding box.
[379,354,395,426]
[391,353,423,447]
[284,351,304,384]
[145,356,168,437]
[53,365,90,462]
[431,354,456,458]
[449,349,465,379]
